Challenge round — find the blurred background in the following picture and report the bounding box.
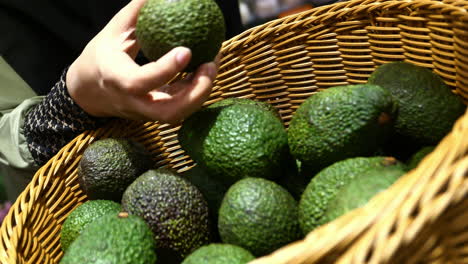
[238,0,336,30]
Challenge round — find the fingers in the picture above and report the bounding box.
[104,47,191,96]
[130,61,218,123]
[136,47,192,91]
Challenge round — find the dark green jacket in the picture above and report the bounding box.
[0,56,42,200]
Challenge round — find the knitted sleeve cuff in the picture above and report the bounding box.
[23,69,111,166]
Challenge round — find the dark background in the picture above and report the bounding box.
[0,0,243,95]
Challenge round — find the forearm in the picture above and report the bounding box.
[23,69,111,166]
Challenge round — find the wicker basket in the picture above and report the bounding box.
[1,0,468,263]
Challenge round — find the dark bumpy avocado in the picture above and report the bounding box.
[287,84,397,172]
[178,103,289,185]
[121,168,211,262]
[60,213,156,264]
[182,243,255,264]
[298,156,405,235]
[368,61,466,146]
[181,165,229,242]
[136,0,226,72]
[78,138,153,202]
[322,167,405,225]
[60,200,121,252]
[218,177,301,257]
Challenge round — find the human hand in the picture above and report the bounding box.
[66,0,219,124]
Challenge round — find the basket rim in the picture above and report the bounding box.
[221,0,468,53]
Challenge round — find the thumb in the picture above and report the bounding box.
[131,47,192,94]
[110,47,192,95]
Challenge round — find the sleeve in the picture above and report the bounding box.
[0,58,110,200]
[23,70,111,166]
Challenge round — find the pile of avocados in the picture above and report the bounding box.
[58,0,467,263]
[60,59,466,263]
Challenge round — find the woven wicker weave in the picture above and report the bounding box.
[1,0,468,263]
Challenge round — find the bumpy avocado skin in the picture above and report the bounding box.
[368,61,466,146]
[178,103,289,185]
[60,213,156,264]
[298,156,405,235]
[121,168,211,262]
[182,165,229,242]
[78,138,153,202]
[406,146,436,171]
[182,243,255,264]
[60,200,121,252]
[322,167,405,225]
[218,177,301,257]
[210,98,281,119]
[288,84,397,172]
[136,0,226,72]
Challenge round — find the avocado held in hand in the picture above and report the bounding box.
[136,0,226,72]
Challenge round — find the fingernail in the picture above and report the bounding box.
[214,53,222,68]
[176,47,190,66]
[204,62,217,80]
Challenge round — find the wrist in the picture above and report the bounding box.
[66,61,109,118]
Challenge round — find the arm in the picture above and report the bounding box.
[23,70,111,166]
[0,58,109,200]
[1,0,219,201]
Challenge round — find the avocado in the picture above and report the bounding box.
[181,165,229,242]
[298,156,405,235]
[287,84,397,172]
[60,200,121,252]
[274,155,309,201]
[78,138,153,202]
[178,102,289,185]
[211,98,281,119]
[322,167,405,225]
[136,0,226,72]
[60,212,156,264]
[182,243,255,264]
[218,177,301,257]
[121,168,211,262]
[406,146,435,171]
[368,62,466,147]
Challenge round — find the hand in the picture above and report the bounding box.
[66,0,219,124]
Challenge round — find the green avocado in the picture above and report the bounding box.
[298,156,405,235]
[182,243,255,264]
[60,200,121,252]
[121,168,211,262]
[60,212,156,264]
[406,146,436,171]
[178,101,289,185]
[136,0,226,72]
[181,165,229,242]
[368,61,466,148]
[218,177,301,257]
[211,98,281,119]
[322,167,405,225]
[287,84,397,172]
[78,138,153,202]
